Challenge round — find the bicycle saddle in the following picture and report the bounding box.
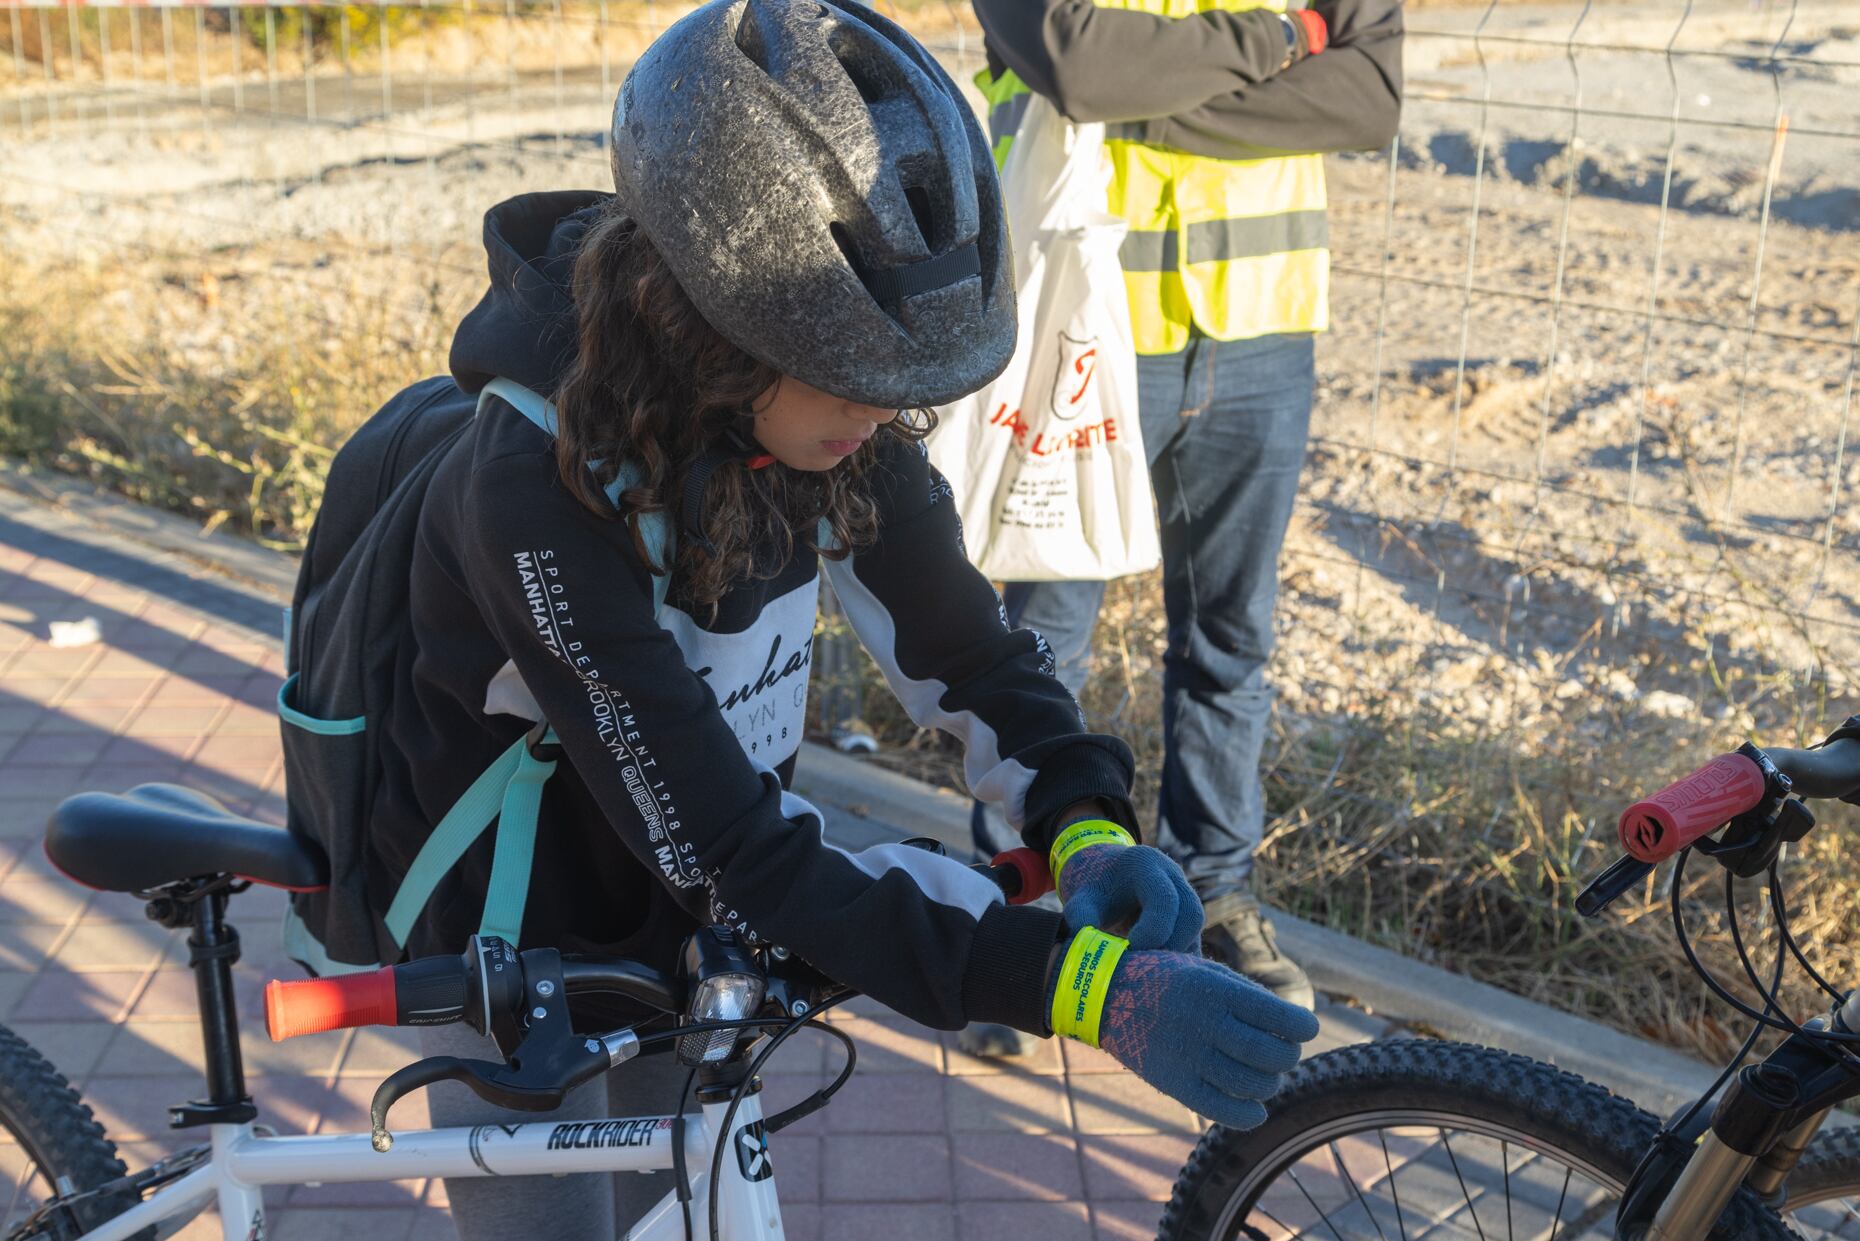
[45,783,329,893]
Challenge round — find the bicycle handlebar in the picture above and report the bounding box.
[266,845,1055,1042]
[1617,735,1860,864]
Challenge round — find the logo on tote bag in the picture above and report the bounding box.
[1050,332,1100,420]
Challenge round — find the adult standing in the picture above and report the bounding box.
[963,0,1403,1050]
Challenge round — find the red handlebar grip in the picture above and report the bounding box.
[993,848,1054,905]
[265,967,398,1042]
[1618,752,1767,863]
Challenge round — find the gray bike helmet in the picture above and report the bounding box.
[610,0,1015,410]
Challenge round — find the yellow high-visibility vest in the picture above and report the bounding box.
[977,0,1329,356]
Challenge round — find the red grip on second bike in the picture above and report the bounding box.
[265,966,398,1042]
[993,847,1055,905]
[1618,752,1767,863]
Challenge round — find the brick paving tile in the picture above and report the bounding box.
[946,1070,1074,1133]
[99,735,199,765]
[268,1206,419,1241]
[959,1199,1093,1241]
[823,1068,947,1133]
[128,706,227,737]
[0,705,51,735]
[35,701,139,733]
[243,1030,347,1079]
[1078,1134,1198,1201]
[1090,1198,1166,1241]
[336,1026,425,1075]
[287,1181,430,1210]
[84,761,192,793]
[1,677,76,705]
[96,1020,212,1077]
[0,926,65,972]
[0,971,31,1019]
[0,765,94,798]
[951,1133,1084,1202]
[832,1016,943,1074]
[0,800,70,841]
[52,921,176,970]
[193,733,282,767]
[774,1133,821,1201]
[58,675,156,704]
[822,1133,952,1202]
[943,1031,1064,1076]
[0,877,92,923]
[13,967,147,1022]
[6,733,111,765]
[1069,1071,1201,1135]
[821,1202,955,1241]
[779,1201,822,1241]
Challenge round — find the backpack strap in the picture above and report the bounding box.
[382,726,556,949]
[480,379,674,612]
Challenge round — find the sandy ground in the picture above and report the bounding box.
[1,0,1858,757]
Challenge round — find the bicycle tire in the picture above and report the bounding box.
[0,1023,146,1241]
[1778,1123,1860,1237]
[1158,1040,1799,1241]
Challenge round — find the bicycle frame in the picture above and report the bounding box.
[70,1092,785,1241]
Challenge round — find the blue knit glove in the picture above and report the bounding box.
[1049,932,1319,1131]
[1057,843,1202,953]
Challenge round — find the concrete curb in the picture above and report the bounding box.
[11,464,1741,1116]
[0,461,297,599]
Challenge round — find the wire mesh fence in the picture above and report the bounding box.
[2,0,1860,1031]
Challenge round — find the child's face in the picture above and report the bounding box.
[750,376,899,471]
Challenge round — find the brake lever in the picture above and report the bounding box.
[370,948,625,1150]
[1576,855,1657,917]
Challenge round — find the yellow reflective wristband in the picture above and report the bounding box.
[1049,927,1130,1048]
[1049,819,1135,886]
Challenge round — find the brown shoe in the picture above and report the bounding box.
[1200,892,1316,1010]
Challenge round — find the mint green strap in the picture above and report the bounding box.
[384,734,527,946]
[475,736,557,946]
[479,378,674,616]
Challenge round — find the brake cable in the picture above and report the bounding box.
[706,995,857,1241]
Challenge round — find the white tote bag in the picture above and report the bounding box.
[928,94,1161,582]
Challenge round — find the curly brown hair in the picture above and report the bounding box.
[551,202,936,611]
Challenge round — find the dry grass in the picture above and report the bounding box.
[0,239,464,546]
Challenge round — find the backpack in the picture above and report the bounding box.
[278,377,670,975]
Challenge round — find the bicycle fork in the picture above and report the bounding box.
[1632,992,1860,1239]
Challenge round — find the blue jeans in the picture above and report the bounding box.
[971,332,1315,902]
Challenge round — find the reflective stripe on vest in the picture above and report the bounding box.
[975,0,1329,355]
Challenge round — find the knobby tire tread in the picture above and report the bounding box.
[1785,1122,1860,1208]
[0,1023,145,1239]
[1157,1040,1799,1241]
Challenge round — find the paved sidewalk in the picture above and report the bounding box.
[0,485,1398,1241]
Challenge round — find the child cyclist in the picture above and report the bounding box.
[376,0,1317,1231]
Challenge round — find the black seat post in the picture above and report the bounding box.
[165,885,258,1129]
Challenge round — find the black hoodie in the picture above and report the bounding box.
[371,193,1138,1034]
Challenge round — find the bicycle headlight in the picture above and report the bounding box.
[677,926,766,1067]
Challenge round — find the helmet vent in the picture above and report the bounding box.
[829,221,865,280]
[733,5,773,74]
[903,183,938,250]
[827,26,892,104]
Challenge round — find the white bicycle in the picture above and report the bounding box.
[3,783,1047,1241]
